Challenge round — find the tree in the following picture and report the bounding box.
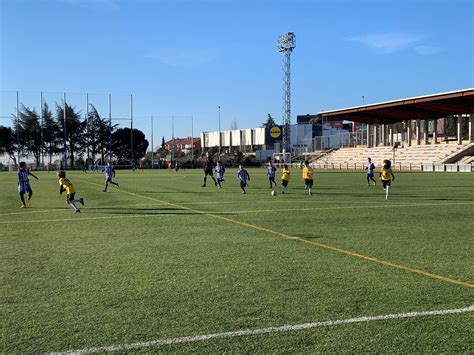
[18,105,42,166]
[161,136,165,149]
[0,126,17,164]
[42,103,61,166]
[56,102,86,168]
[86,104,112,164]
[262,114,276,127]
[111,127,149,163]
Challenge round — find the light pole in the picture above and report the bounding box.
[171,115,175,162]
[218,106,221,155]
[191,115,194,168]
[151,115,154,169]
[362,95,366,146]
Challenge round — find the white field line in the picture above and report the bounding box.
[0,203,162,216]
[53,305,474,354]
[225,201,474,214]
[1,201,473,224]
[0,214,171,225]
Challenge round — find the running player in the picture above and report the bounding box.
[281,164,290,194]
[102,161,119,192]
[201,156,217,187]
[215,160,226,188]
[267,158,277,189]
[237,163,250,194]
[17,161,38,208]
[379,159,395,199]
[302,160,314,196]
[366,157,376,186]
[57,170,84,213]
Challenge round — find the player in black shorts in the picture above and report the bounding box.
[202,156,217,187]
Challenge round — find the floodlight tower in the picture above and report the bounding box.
[278,32,296,155]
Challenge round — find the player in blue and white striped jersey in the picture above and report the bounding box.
[102,161,119,192]
[237,163,250,194]
[215,160,225,188]
[267,158,277,189]
[17,162,38,208]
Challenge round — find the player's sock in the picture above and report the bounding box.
[308,188,312,196]
[20,193,26,206]
[69,202,79,211]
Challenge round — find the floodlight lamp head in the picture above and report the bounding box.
[278,32,296,53]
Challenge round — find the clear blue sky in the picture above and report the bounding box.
[1,0,473,146]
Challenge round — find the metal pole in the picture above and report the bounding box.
[16,91,20,165]
[40,91,44,168]
[63,92,67,169]
[86,93,89,169]
[171,115,174,162]
[151,115,154,169]
[130,94,133,166]
[218,106,221,155]
[191,115,194,168]
[108,94,112,162]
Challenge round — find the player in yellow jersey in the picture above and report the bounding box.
[281,164,290,194]
[57,171,84,213]
[302,160,314,196]
[379,159,395,200]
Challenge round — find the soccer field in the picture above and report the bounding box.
[1,168,473,353]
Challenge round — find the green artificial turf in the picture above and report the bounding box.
[1,168,473,353]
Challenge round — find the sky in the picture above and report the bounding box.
[1,0,473,147]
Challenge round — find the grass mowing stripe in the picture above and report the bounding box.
[52,305,474,354]
[75,178,474,289]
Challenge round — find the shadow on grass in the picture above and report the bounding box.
[87,206,237,216]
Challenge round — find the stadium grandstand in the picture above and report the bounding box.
[311,88,474,171]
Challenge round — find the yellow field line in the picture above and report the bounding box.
[76,178,474,289]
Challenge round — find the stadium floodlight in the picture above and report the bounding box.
[278,32,296,157]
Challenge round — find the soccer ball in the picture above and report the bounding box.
[271,190,277,196]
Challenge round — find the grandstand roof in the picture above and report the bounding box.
[318,88,474,124]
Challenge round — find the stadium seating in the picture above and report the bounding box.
[312,143,471,170]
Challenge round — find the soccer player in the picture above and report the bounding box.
[267,158,277,189]
[281,164,290,194]
[237,163,250,194]
[365,157,376,186]
[57,170,84,213]
[102,161,119,192]
[201,156,217,187]
[17,161,38,208]
[302,160,314,196]
[215,160,226,188]
[379,159,395,200]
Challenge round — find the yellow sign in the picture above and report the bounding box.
[270,126,281,139]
